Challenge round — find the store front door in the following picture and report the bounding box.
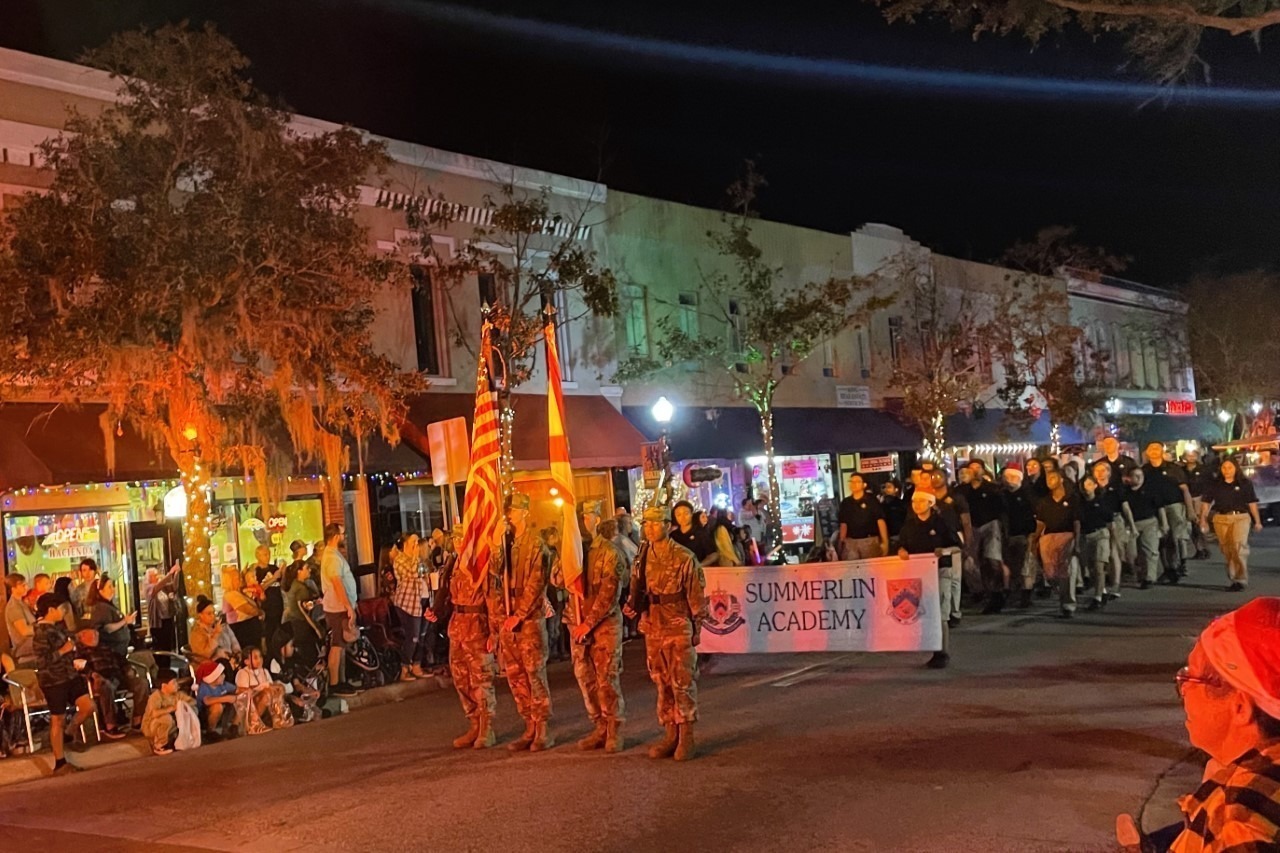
[129,520,185,649]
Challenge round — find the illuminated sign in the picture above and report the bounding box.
[1159,400,1197,416]
[43,527,99,546]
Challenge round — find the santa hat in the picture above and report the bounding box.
[196,661,225,685]
[1200,597,1280,721]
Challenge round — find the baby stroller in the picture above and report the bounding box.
[303,600,387,690]
[356,598,403,686]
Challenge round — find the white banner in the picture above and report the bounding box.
[699,556,942,654]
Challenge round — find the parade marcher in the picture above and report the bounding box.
[1034,469,1080,619]
[1118,597,1280,852]
[1025,458,1047,499]
[1198,457,1263,592]
[1092,461,1128,603]
[1143,441,1196,583]
[929,471,969,628]
[1121,468,1166,590]
[1001,467,1039,611]
[489,492,554,752]
[837,474,888,560]
[553,500,626,753]
[1182,449,1213,560]
[428,524,498,750]
[1091,436,1139,497]
[625,506,706,761]
[961,460,1006,612]
[879,480,907,550]
[897,491,962,669]
[1078,476,1115,611]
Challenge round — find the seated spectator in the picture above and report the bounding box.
[33,594,95,774]
[195,660,239,741]
[23,573,51,612]
[86,575,136,657]
[51,577,78,631]
[189,596,242,666]
[4,574,36,666]
[1119,596,1280,852]
[269,625,323,723]
[74,627,146,738]
[141,670,195,756]
[235,646,293,734]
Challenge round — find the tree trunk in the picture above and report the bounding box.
[757,401,783,556]
[177,451,213,602]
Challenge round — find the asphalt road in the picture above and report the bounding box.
[3,531,1274,852]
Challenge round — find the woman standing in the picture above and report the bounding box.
[222,566,264,653]
[147,564,183,651]
[86,576,136,657]
[1198,458,1263,592]
[282,561,321,667]
[390,533,429,680]
[710,508,742,567]
[248,546,284,658]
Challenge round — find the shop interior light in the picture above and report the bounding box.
[549,487,558,497]
[651,396,675,424]
[1253,402,1263,415]
[553,497,564,508]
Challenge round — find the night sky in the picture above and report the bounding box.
[4,0,1280,286]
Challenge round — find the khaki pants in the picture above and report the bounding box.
[1039,532,1077,612]
[1108,516,1127,581]
[840,536,883,561]
[1004,535,1034,591]
[1128,517,1161,583]
[1160,502,1193,572]
[1212,513,1251,585]
[1084,527,1113,599]
[938,553,960,655]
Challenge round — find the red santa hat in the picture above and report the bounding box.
[1200,597,1280,720]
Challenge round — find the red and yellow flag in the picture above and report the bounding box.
[455,327,502,585]
[545,320,583,597]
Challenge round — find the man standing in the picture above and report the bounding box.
[1079,476,1116,611]
[1091,436,1138,494]
[1143,441,1196,583]
[1001,468,1039,610]
[837,474,888,560]
[897,491,963,669]
[33,595,95,774]
[961,460,1007,613]
[557,500,626,753]
[1182,449,1213,560]
[69,558,99,621]
[1034,470,1081,619]
[490,492,553,752]
[1121,469,1166,590]
[880,480,907,550]
[1091,461,1128,602]
[319,523,361,698]
[627,506,706,761]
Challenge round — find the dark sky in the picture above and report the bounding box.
[4,0,1280,285]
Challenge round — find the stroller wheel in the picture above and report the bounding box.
[380,648,403,683]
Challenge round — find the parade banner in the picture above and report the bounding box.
[699,556,942,654]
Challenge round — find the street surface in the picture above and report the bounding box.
[5,532,1277,852]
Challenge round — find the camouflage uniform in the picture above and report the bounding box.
[437,546,498,741]
[490,526,552,726]
[554,530,626,732]
[632,532,706,729]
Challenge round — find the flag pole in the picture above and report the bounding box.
[480,313,513,621]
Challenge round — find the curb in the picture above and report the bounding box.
[0,673,447,788]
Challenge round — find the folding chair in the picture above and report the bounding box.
[4,669,48,754]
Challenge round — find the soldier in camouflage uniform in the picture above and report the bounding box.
[428,523,499,749]
[626,505,707,762]
[490,492,554,752]
[552,500,627,753]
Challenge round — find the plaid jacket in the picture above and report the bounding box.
[1172,742,1280,852]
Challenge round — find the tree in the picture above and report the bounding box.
[868,0,1280,84]
[1000,225,1130,278]
[981,272,1109,448]
[0,25,417,595]
[401,183,618,498]
[1183,271,1280,438]
[886,253,988,460]
[616,166,891,549]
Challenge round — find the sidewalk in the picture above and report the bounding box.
[1140,751,1203,836]
[0,671,446,788]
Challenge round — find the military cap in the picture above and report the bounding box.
[641,506,670,523]
[506,492,530,511]
[579,499,602,516]
[450,523,464,539]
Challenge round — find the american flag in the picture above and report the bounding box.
[455,327,502,585]
[545,320,584,598]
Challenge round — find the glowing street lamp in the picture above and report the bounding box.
[651,397,676,507]
[651,396,675,425]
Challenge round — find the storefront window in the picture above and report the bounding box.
[746,454,834,544]
[208,497,324,605]
[5,510,134,611]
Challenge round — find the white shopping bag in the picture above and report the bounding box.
[175,701,203,751]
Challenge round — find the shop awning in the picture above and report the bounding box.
[0,403,171,491]
[622,406,923,460]
[402,392,647,470]
[943,411,1091,448]
[1124,415,1222,447]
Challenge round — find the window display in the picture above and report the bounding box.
[747,454,834,544]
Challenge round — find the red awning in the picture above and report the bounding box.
[401,392,644,470]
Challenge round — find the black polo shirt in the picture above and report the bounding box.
[1142,462,1188,508]
[1026,475,1049,499]
[838,494,885,539]
[897,510,962,555]
[880,494,907,537]
[1183,464,1212,498]
[1003,487,1039,537]
[1080,493,1114,535]
[962,481,1005,529]
[1123,486,1159,522]
[670,526,716,562]
[1092,455,1139,493]
[1035,493,1079,534]
[1204,477,1258,515]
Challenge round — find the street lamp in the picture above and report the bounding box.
[1218,410,1231,424]
[652,397,675,507]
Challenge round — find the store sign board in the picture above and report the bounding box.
[781,458,819,479]
[43,527,99,546]
[781,518,816,543]
[45,543,97,560]
[427,417,470,486]
[640,442,663,488]
[857,454,895,474]
[699,556,943,653]
[835,385,872,409]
